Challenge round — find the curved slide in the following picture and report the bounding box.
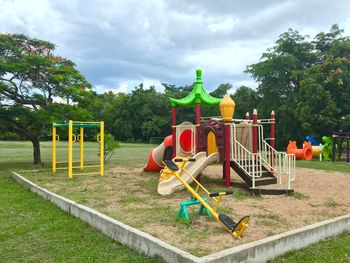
[144,135,173,172]
[157,152,220,196]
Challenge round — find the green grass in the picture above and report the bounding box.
[0,176,160,263]
[0,140,161,262]
[287,191,309,200]
[296,159,350,173]
[269,232,350,263]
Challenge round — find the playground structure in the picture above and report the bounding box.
[163,157,250,238]
[144,69,296,195]
[52,120,104,178]
[288,136,333,161]
[287,141,313,161]
[309,136,333,161]
[332,131,350,163]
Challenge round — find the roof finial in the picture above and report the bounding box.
[196,69,202,83]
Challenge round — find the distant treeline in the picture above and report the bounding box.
[83,25,350,149]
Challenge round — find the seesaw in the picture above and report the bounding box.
[163,158,250,238]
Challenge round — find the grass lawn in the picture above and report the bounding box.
[0,140,350,262]
[269,232,350,263]
[296,159,350,173]
[0,141,160,263]
[0,176,160,263]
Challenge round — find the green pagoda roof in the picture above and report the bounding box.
[169,69,222,107]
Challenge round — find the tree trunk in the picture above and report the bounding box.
[32,138,42,165]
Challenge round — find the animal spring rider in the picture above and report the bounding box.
[52,120,104,178]
[163,158,250,238]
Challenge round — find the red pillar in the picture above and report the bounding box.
[253,109,258,154]
[171,106,176,157]
[224,123,231,187]
[195,103,200,154]
[270,110,275,150]
[245,112,250,121]
[270,110,275,169]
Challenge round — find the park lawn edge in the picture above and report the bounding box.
[0,174,161,263]
[9,171,350,263]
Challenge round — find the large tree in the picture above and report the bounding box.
[0,33,92,164]
[246,25,350,148]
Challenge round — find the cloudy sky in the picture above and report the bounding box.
[1,0,350,94]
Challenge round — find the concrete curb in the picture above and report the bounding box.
[11,172,350,263]
[11,172,199,263]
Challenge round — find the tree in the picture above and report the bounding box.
[0,33,92,164]
[231,86,259,118]
[246,25,350,148]
[202,83,231,117]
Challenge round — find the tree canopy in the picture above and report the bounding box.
[246,24,350,147]
[0,33,92,164]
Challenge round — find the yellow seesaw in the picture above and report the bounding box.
[163,158,250,238]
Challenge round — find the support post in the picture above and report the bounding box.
[80,127,84,170]
[347,137,349,163]
[253,109,258,154]
[52,126,56,173]
[245,112,250,121]
[270,110,275,168]
[171,106,177,157]
[100,121,104,176]
[332,135,336,163]
[195,103,201,154]
[270,111,275,150]
[68,120,73,178]
[224,123,231,187]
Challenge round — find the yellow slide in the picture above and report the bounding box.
[157,152,219,195]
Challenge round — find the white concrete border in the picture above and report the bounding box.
[11,172,350,263]
[11,172,198,263]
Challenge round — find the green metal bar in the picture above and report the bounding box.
[53,123,101,128]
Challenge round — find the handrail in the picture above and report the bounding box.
[230,124,262,188]
[230,122,296,190]
[262,138,296,189]
[285,153,296,189]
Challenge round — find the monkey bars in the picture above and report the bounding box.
[52,120,104,178]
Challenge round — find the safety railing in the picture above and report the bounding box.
[231,123,296,190]
[284,153,296,189]
[231,124,262,188]
[261,138,296,189]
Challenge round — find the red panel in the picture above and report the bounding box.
[179,129,193,153]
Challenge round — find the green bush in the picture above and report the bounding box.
[99,133,120,163]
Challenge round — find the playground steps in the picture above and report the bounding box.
[230,160,293,195]
[250,184,294,195]
[230,160,277,187]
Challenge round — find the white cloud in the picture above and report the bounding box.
[142,79,164,92]
[1,0,350,93]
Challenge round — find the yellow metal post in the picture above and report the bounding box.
[80,127,84,170]
[100,121,104,176]
[52,126,56,173]
[68,120,73,178]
